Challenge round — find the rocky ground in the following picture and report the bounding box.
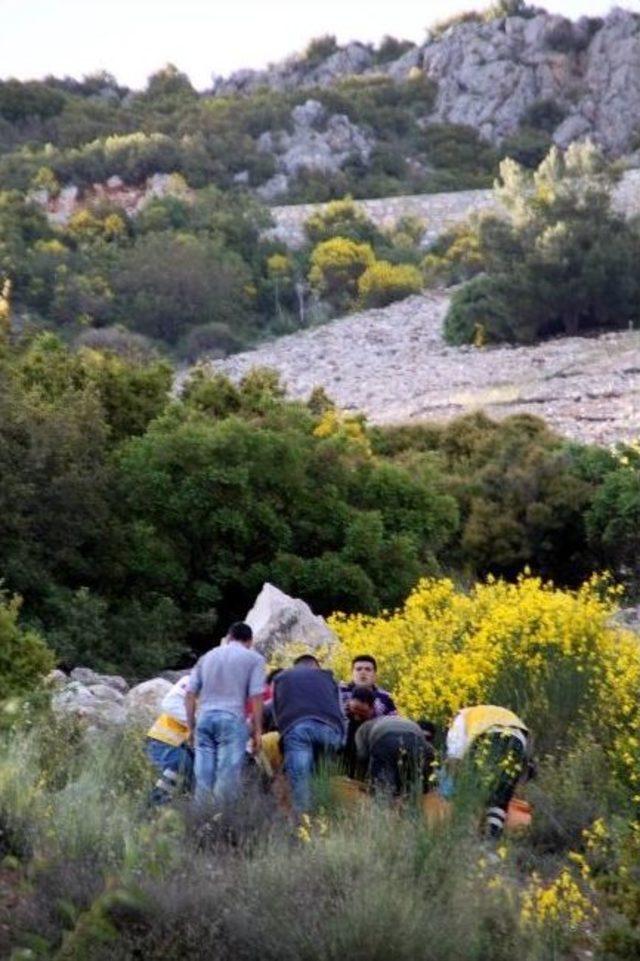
[202,292,640,448]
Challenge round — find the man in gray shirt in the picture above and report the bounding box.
[186,622,265,804]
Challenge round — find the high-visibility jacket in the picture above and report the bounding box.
[147,675,191,747]
[446,705,528,760]
[147,712,190,747]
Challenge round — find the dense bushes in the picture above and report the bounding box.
[443,143,640,345]
[0,64,499,203]
[304,198,425,313]
[0,341,463,671]
[0,594,54,700]
[0,329,637,672]
[0,182,281,355]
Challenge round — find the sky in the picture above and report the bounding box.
[1,0,638,91]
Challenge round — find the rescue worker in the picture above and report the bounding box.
[442,704,530,838]
[145,674,194,805]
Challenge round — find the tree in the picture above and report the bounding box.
[444,143,640,344]
[113,232,254,343]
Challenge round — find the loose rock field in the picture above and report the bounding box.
[202,292,640,447]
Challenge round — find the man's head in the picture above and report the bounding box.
[351,655,377,688]
[227,622,253,645]
[348,685,375,721]
[293,654,320,669]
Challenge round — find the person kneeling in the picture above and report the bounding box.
[351,688,434,799]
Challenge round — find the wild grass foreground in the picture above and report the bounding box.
[2,574,640,960]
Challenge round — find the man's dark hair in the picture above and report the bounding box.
[293,654,320,668]
[351,654,377,670]
[228,622,253,643]
[267,667,283,684]
[350,686,375,706]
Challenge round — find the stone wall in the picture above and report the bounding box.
[268,168,640,248]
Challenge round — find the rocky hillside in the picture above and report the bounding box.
[198,292,640,447]
[7,6,640,210]
[214,6,640,157]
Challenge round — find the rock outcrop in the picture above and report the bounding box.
[47,586,335,728]
[256,99,372,201]
[211,8,640,157]
[211,42,375,97]
[244,583,337,658]
[48,670,170,731]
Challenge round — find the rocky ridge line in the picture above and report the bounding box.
[212,8,640,157]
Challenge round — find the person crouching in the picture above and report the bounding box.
[350,687,434,799]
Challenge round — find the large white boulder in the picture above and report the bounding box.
[70,667,129,693]
[51,681,127,728]
[244,582,337,658]
[124,678,172,724]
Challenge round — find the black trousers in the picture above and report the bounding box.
[471,731,527,828]
[369,731,429,797]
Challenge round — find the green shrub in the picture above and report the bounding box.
[373,36,415,65]
[586,451,640,584]
[521,99,567,134]
[0,594,54,701]
[500,127,552,168]
[303,35,339,66]
[443,273,514,344]
[447,143,640,344]
[357,259,423,308]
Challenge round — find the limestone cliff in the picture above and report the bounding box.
[213,7,640,157]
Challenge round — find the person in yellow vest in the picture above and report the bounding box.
[442,705,530,839]
[146,674,194,805]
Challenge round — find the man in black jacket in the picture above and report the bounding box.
[273,654,345,813]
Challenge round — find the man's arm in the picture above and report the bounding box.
[185,660,202,747]
[249,695,263,755]
[185,690,197,747]
[247,659,266,754]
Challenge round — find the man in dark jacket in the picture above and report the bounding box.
[273,654,344,813]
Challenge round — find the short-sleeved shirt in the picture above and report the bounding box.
[339,682,398,718]
[188,641,266,719]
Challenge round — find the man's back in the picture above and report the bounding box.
[356,716,425,758]
[189,641,265,717]
[273,667,343,736]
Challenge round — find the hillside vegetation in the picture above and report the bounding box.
[1,328,638,679]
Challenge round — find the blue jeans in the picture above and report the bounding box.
[194,710,248,805]
[145,738,194,805]
[281,719,344,813]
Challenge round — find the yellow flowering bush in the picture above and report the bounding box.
[308,237,375,308]
[521,867,595,932]
[329,574,640,772]
[357,260,423,308]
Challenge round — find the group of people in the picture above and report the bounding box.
[145,621,532,839]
